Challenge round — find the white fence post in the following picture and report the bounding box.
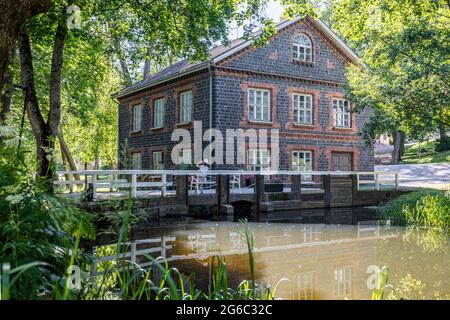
[356,173,360,191]
[395,173,399,190]
[161,236,166,258]
[161,174,167,198]
[131,174,137,198]
[375,173,380,191]
[131,241,137,264]
[69,173,74,194]
[92,173,98,200]
[91,247,97,275]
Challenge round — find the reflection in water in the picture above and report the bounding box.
[95,212,450,300]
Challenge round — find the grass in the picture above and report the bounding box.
[371,267,392,300]
[400,139,450,164]
[379,190,450,229]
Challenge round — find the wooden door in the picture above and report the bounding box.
[331,152,352,171]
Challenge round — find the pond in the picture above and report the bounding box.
[95,208,450,300]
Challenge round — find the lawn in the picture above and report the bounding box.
[400,140,450,164]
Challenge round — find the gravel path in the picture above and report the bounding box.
[375,163,450,189]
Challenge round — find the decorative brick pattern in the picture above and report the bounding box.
[326,92,358,134]
[128,98,145,137]
[291,29,317,65]
[174,84,197,128]
[285,144,320,171]
[149,146,168,169]
[324,146,361,171]
[285,87,321,131]
[149,93,168,132]
[239,82,280,128]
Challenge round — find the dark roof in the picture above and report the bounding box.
[113,17,361,99]
[113,38,246,98]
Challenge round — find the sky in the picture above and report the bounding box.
[229,0,285,40]
[265,0,286,21]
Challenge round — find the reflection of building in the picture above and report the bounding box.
[96,222,398,300]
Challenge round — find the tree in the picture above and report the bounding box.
[331,0,450,161]
[10,0,317,188]
[0,0,51,99]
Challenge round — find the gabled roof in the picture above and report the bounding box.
[113,17,362,99]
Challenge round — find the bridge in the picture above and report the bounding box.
[54,170,406,218]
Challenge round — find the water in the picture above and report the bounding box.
[96,209,450,300]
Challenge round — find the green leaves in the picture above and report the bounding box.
[332,0,449,140]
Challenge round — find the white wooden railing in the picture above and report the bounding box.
[355,172,400,191]
[91,236,176,276]
[54,170,400,199]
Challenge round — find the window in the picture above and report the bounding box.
[248,89,271,122]
[152,151,164,170]
[153,98,165,128]
[132,104,142,132]
[335,266,352,298]
[178,148,192,165]
[333,99,351,128]
[293,94,313,124]
[297,272,315,300]
[292,151,312,181]
[180,91,192,123]
[248,149,271,171]
[293,33,312,62]
[131,152,142,170]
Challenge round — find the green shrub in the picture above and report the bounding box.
[0,148,95,299]
[379,190,450,229]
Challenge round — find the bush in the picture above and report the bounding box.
[0,148,95,299]
[379,190,450,229]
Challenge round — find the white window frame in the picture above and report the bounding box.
[248,149,271,171]
[248,89,271,122]
[293,33,313,62]
[292,150,313,181]
[335,266,352,298]
[152,151,164,170]
[178,148,192,165]
[131,152,142,170]
[293,93,313,124]
[153,98,165,128]
[333,98,351,128]
[132,104,142,132]
[297,272,315,300]
[179,91,192,123]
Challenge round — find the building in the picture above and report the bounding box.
[113,16,374,173]
[375,133,390,145]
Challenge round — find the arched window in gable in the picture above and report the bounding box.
[293,33,313,62]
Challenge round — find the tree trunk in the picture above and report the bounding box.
[17,15,67,189]
[437,125,450,151]
[60,144,73,193]
[57,128,82,183]
[0,0,51,96]
[18,30,54,183]
[48,20,67,136]
[0,62,13,125]
[113,38,132,86]
[391,130,405,164]
[143,43,154,79]
[0,59,13,145]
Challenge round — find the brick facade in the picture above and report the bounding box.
[117,18,374,172]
